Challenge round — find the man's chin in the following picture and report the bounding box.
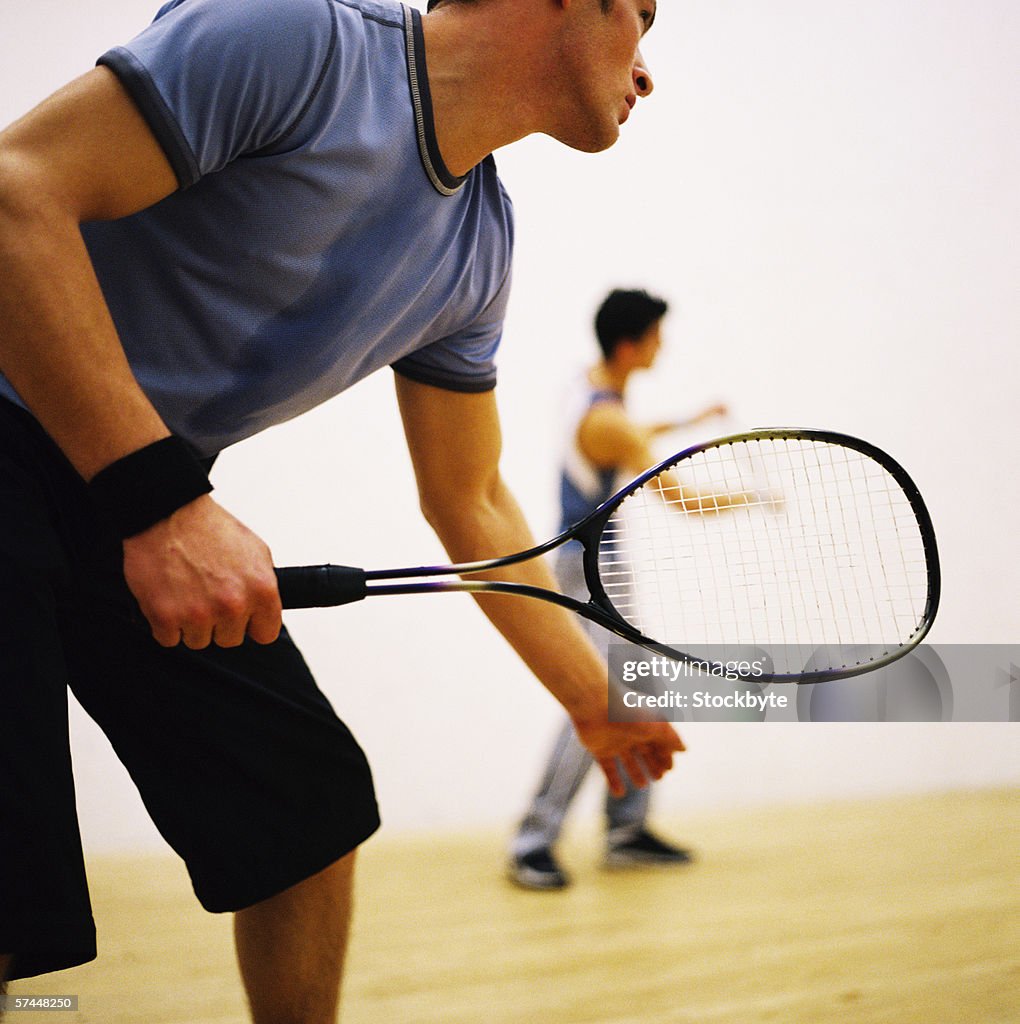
[551,123,621,155]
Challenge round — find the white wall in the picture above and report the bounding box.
[2,1,1018,851]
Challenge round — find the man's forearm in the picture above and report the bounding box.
[423,475,610,723]
[397,380,684,791]
[0,180,169,478]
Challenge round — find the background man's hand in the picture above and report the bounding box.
[122,495,282,649]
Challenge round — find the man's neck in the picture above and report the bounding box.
[420,3,548,177]
[591,361,631,396]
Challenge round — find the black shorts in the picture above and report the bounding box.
[0,399,380,980]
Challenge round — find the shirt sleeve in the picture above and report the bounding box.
[391,325,501,394]
[97,0,337,188]
[392,267,510,393]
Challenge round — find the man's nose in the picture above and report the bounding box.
[634,48,654,98]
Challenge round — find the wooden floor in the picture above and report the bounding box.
[8,789,1019,1023]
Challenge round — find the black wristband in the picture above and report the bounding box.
[88,436,213,539]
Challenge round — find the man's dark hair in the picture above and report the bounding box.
[594,289,668,360]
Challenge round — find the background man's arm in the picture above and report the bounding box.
[0,68,280,648]
[579,401,757,513]
[577,400,659,479]
[647,401,728,438]
[394,376,683,795]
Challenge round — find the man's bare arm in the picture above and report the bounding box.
[578,402,758,514]
[576,400,658,478]
[394,376,683,794]
[0,69,179,473]
[647,401,728,438]
[0,68,280,647]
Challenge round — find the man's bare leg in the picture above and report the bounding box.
[234,852,357,1024]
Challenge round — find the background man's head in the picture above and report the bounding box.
[595,288,668,365]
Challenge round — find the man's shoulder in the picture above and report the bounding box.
[150,0,407,39]
[581,397,630,431]
[330,0,407,31]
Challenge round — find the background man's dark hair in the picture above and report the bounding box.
[594,289,669,360]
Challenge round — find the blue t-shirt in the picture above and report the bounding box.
[0,0,513,457]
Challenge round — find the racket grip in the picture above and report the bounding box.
[275,565,368,609]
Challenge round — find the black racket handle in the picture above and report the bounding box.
[275,565,368,609]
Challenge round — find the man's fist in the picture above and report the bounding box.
[122,495,282,648]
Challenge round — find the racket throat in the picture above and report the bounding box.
[276,565,368,608]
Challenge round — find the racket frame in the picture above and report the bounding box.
[278,428,941,683]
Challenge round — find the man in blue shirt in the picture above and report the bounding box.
[0,0,676,1018]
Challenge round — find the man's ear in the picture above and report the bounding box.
[603,338,635,369]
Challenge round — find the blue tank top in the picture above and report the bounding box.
[558,375,624,534]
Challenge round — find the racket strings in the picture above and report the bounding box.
[596,438,930,673]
